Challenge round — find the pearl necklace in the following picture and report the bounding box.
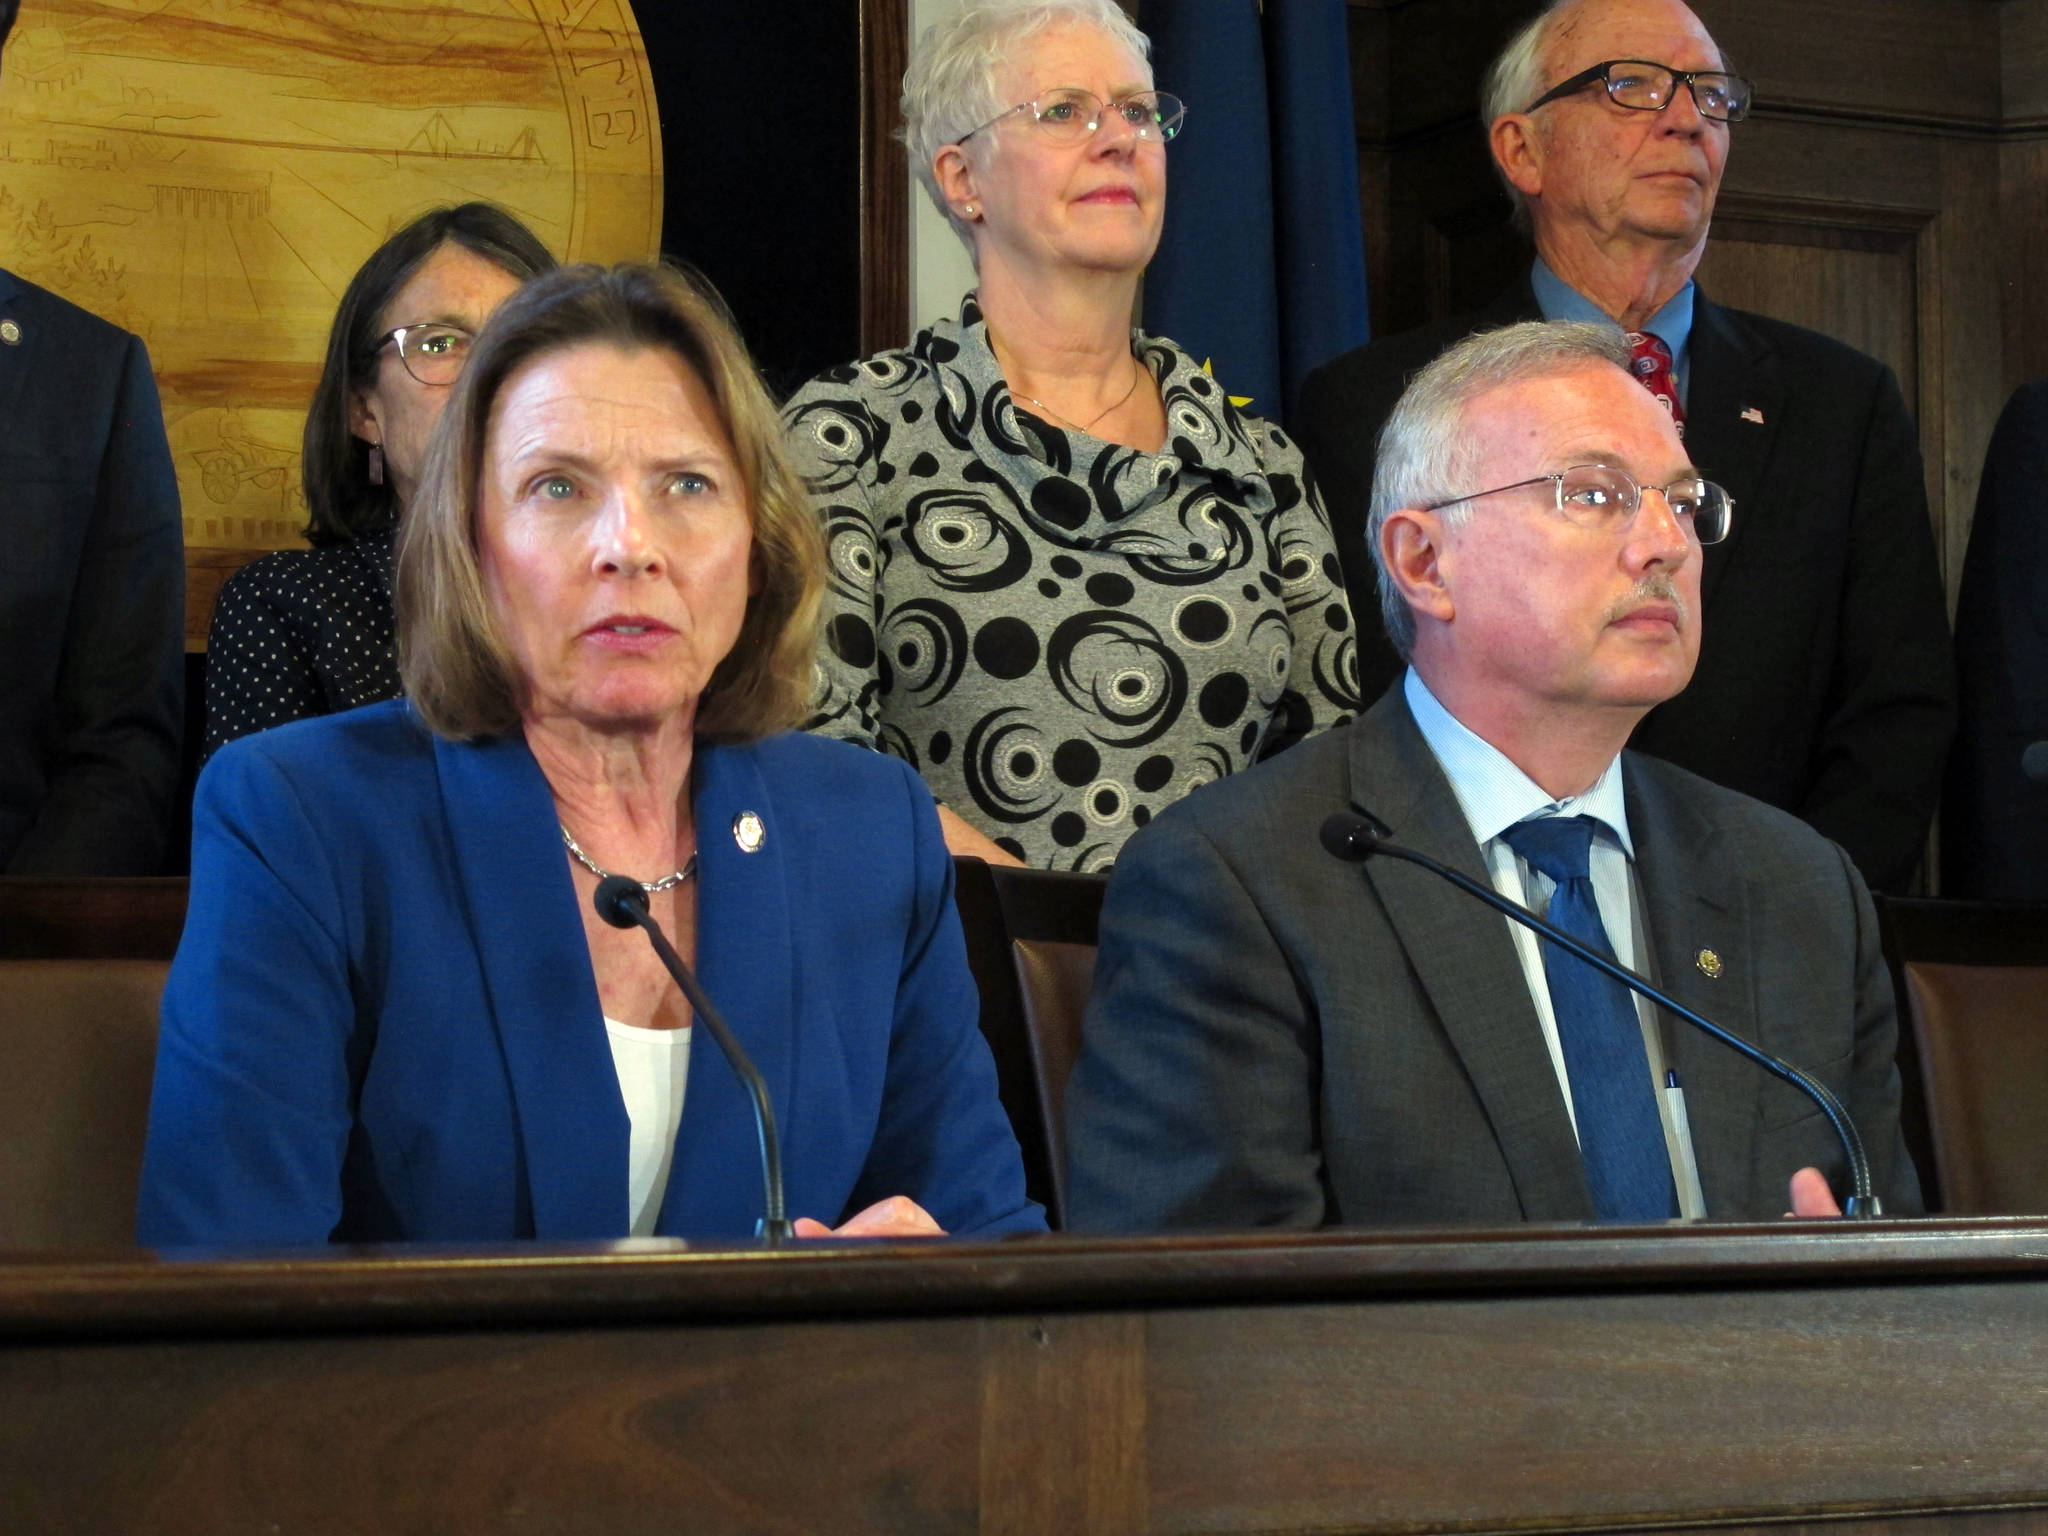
[560,824,698,893]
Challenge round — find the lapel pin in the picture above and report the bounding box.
[732,810,765,853]
[1740,406,1764,425]
[1696,948,1724,979]
[0,319,20,346]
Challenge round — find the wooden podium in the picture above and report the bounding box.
[5,1221,2048,1534]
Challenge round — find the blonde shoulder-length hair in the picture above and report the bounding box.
[396,262,825,743]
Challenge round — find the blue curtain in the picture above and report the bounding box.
[1142,0,1370,427]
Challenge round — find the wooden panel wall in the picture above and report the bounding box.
[1343,0,2043,608]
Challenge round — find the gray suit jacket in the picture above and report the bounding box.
[1065,689,1922,1228]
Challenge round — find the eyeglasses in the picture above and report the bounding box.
[1422,462,1733,545]
[373,323,478,386]
[953,87,1185,146]
[1523,59,1754,123]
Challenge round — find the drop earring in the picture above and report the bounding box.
[368,443,384,486]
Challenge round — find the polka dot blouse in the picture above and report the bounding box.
[201,530,401,767]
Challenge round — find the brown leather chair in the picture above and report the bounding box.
[949,861,1109,1229]
[0,958,166,1248]
[1877,896,2048,1215]
[989,866,1106,1229]
[0,876,188,959]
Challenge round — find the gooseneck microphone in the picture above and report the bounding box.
[1320,807,1883,1218]
[592,873,793,1244]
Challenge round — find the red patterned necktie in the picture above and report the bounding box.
[1626,330,1684,436]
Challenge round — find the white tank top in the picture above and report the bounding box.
[603,1016,692,1236]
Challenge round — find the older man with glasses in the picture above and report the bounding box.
[1295,0,1953,898]
[1067,320,1922,1232]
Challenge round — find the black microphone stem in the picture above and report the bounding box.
[595,877,793,1244]
[1324,812,1881,1218]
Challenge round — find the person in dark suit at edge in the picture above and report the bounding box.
[1943,379,2048,900]
[1066,320,1920,1230]
[0,0,185,873]
[1293,0,1952,894]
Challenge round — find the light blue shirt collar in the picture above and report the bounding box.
[1404,668,1635,859]
[1530,257,1694,403]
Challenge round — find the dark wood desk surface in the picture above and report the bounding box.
[6,1221,2048,1535]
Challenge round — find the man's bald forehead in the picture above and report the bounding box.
[1538,0,1725,73]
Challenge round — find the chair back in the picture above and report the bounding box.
[0,958,166,1248]
[989,867,1106,1228]
[1877,896,2048,1215]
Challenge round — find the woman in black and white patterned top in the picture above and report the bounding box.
[202,204,554,763]
[784,0,1361,870]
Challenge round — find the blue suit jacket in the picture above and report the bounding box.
[139,701,1043,1244]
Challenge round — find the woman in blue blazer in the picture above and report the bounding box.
[139,264,1043,1245]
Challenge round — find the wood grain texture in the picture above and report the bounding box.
[5,1225,2048,1534]
[860,0,910,354]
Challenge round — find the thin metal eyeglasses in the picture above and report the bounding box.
[953,87,1186,146]
[373,322,477,386]
[1422,462,1734,545]
[1523,59,1754,123]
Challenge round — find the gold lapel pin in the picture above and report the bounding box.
[0,319,20,346]
[732,810,765,853]
[1696,948,1724,979]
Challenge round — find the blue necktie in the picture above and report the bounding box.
[1500,816,1676,1221]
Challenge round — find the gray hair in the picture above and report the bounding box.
[1482,2,1570,233]
[1368,320,1634,658]
[1483,1,1728,233]
[902,0,1151,255]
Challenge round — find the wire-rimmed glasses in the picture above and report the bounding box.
[953,87,1186,146]
[1421,462,1734,545]
[1523,59,1754,123]
[373,323,478,386]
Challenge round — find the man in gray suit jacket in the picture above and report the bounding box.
[1066,321,1919,1229]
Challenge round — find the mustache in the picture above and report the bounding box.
[1606,574,1690,626]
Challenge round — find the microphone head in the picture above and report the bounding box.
[1320,810,1389,864]
[592,873,650,929]
[2024,741,2048,784]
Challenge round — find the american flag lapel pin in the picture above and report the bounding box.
[1740,406,1765,425]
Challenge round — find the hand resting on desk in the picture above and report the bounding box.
[794,1195,946,1239]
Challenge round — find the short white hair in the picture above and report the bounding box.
[1482,2,1570,232]
[1483,1,1728,233]
[1368,320,1635,658]
[901,0,1152,256]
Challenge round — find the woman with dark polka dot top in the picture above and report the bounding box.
[201,204,554,765]
[784,0,1361,872]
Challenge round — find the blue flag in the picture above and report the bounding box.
[1144,0,1370,426]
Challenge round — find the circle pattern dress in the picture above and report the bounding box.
[784,296,1362,871]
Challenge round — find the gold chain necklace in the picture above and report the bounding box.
[1011,355,1144,436]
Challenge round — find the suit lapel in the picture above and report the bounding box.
[1624,758,1762,1215]
[0,269,37,438]
[1346,697,1595,1221]
[434,730,629,1238]
[1684,292,1783,613]
[657,741,800,1237]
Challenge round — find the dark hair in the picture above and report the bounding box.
[0,0,18,52]
[396,263,826,743]
[300,203,555,548]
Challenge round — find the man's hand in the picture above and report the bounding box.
[793,1195,946,1238]
[1785,1166,1843,1218]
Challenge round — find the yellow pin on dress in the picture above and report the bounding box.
[1696,948,1724,979]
